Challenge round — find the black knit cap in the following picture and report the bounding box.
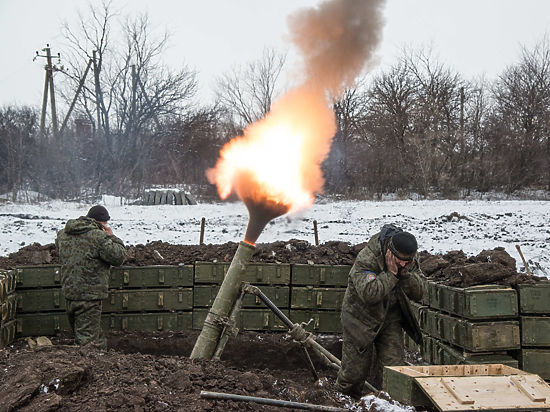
[87,205,110,222]
[388,231,417,261]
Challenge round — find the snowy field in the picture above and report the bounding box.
[0,198,549,277]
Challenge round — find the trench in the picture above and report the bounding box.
[103,330,343,372]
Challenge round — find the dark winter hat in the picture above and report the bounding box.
[388,231,417,261]
[87,205,110,222]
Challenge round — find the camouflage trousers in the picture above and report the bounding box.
[65,299,106,349]
[335,319,404,398]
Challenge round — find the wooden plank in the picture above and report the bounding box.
[510,376,546,402]
[440,378,475,405]
[415,375,550,411]
[401,367,429,377]
[387,364,523,377]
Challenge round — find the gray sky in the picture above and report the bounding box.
[1,0,549,108]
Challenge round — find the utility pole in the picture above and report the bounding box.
[60,58,93,135]
[35,44,62,137]
[459,86,465,185]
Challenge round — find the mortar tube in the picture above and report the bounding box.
[190,241,255,360]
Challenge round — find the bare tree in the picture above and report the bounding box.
[215,48,286,128]
[364,61,418,193]
[324,79,372,194]
[59,2,198,194]
[402,48,466,195]
[491,37,550,191]
[0,106,38,200]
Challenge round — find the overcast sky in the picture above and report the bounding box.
[1,0,549,108]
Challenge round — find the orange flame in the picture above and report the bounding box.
[207,85,336,215]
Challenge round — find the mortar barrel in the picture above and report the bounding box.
[190,241,255,360]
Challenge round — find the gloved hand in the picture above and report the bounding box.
[397,259,414,279]
[397,266,411,279]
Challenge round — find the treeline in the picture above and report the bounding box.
[324,45,550,197]
[0,5,549,201]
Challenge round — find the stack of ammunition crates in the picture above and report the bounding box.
[13,262,349,337]
[103,265,194,332]
[15,265,68,336]
[516,282,550,379]
[0,270,17,347]
[406,279,550,376]
[410,281,521,368]
[289,264,348,334]
[192,261,291,331]
[15,265,194,335]
[10,261,550,381]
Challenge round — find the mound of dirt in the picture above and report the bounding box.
[0,239,366,269]
[418,247,545,287]
[1,241,544,289]
[0,331,410,412]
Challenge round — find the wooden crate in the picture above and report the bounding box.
[383,364,550,410]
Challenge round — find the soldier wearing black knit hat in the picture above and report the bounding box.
[335,224,425,399]
[55,205,125,349]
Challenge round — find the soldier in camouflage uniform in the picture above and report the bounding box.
[55,205,125,349]
[335,224,424,398]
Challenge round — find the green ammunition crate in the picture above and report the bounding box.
[193,285,289,308]
[418,277,431,306]
[290,287,345,310]
[422,335,438,364]
[521,316,550,346]
[109,265,193,288]
[102,288,193,312]
[1,294,17,323]
[384,364,528,408]
[17,312,70,336]
[103,312,192,332]
[519,349,550,380]
[1,319,16,347]
[103,288,193,313]
[1,270,16,298]
[517,282,550,314]
[437,311,520,352]
[429,283,518,320]
[435,340,519,368]
[291,264,351,287]
[8,270,16,294]
[194,262,291,285]
[403,331,421,353]
[410,300,428,329]
[16,288,65,313]
[192,308,288,331]
[422,308,444,340]
[15,265,62,288]
[288,310,341,334]
[0,272,6,301]
[17,311,193,336]
[383,365,432,406]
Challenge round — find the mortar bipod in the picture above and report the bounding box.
[211,287,246,360]
[241,283,379,395]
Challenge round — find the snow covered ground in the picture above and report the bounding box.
[1,198,549,277]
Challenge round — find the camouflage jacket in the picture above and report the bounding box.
[341,231,424,350]
[55,216,125,300]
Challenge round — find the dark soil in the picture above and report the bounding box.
[1,240,544,411]
[418,247,546,287]
[0,331,415,412]
[1,240,544,289]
